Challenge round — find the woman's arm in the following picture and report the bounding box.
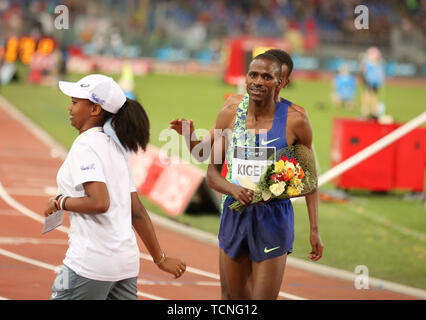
[130,192,186,279]
[44,181,110,216]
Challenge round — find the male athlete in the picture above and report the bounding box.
[171,50,323,299]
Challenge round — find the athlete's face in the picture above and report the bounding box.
[67,97,96,132]
[246,59,282,103]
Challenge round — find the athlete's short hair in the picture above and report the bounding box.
[264,49,294,79]
[251,53,282,79]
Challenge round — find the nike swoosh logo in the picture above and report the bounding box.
[264,246,280,253]
[260,137,280,145]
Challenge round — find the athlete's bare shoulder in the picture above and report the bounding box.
[215,94,243,130]
[287,103,313,147]
[220,94,244,111]
[288,103,310,126]
[216,102,239,130]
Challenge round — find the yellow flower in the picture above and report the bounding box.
[269,182,286,196]
[290,177,302,187]
[286,186,300,197]
[274,160,285,173]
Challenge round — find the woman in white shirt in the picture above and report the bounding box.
[44,74,186,300]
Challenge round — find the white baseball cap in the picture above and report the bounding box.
[58,74,127,114]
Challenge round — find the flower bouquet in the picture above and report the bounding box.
[229,144,318,211]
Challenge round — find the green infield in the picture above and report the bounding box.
[1,67,425,290]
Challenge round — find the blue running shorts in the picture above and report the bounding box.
[219,196,295,262]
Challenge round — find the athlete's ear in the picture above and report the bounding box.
[281,78,289,89]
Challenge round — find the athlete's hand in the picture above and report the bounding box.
[230,185,254,207]
[169,118,194,137]
[158,256,187,279]
[308,230,323,261]
[44,197,57,216]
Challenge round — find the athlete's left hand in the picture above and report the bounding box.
[308,230,323,261]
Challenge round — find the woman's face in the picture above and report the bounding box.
[67,97,94,132]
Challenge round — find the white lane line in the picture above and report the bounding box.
[0,237,68,245]
[138,279,183,287]
[5,187,57,197]
[0,247,166,300]
[279,292,307,300]
[0,180,69,234]
[137,291,167,300]
[0,209,20,216]
[138,279,220,287]
[0,247,58,272]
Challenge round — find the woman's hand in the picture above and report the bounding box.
[158,256,187,279]
[44,197,57,217]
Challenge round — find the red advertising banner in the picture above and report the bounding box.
[129,145,205,216]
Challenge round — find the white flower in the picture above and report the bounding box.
[269,182,286,196]
[262,190,272,201]
[284,161,296,172]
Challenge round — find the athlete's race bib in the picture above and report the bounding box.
[231,146,276,185]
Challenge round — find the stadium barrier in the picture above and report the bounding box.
[319,112,426,188]
[331,118,425,192]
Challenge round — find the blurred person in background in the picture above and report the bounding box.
[332,63,356,110]
[360,46,385,119]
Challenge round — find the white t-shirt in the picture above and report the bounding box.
[57,127,139,281]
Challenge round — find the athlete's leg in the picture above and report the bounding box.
[219,248,230,300]
[250,254,287,300]
[222,249,252,299]
[220,248,254,299]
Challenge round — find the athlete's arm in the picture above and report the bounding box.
[168,118,214,162]
[292,106,324,261]
[206,104,253,206]
[130,192,186,278]
[44,181,110,216]
[169,94,244,161]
